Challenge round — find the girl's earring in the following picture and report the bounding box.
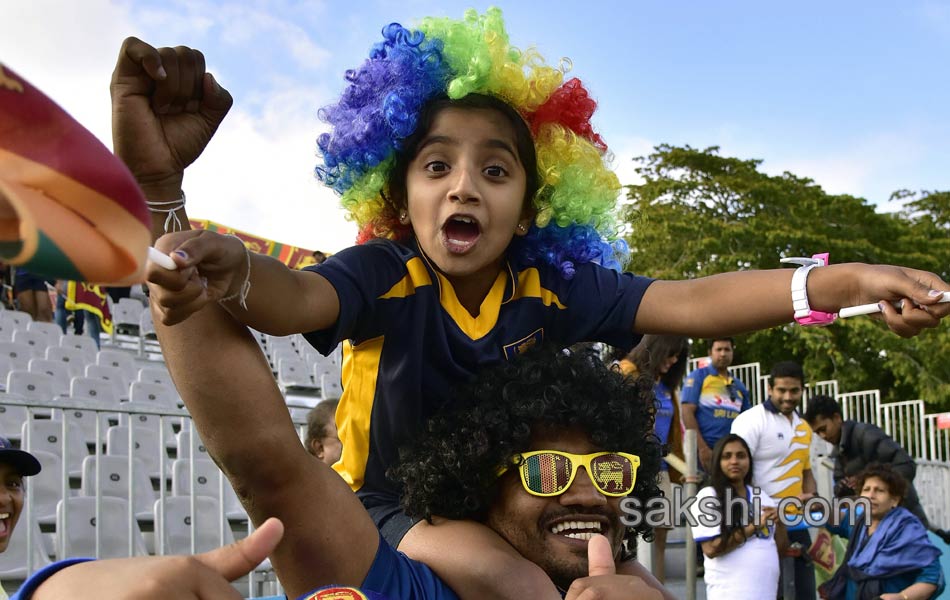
[517,223,527,233]
[399,211,409,225]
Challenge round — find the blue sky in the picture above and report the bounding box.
[5,0,949,252]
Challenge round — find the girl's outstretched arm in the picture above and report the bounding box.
[634,263,949,338]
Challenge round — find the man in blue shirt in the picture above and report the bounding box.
[681,337,751,471]
[15,305,671,599]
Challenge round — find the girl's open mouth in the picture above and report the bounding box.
[442,215,481,254]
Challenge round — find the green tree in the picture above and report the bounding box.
[621,145,950,409]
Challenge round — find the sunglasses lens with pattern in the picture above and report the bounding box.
[520,452,572,495]
[518,452,637,497]
[588,453,635,495]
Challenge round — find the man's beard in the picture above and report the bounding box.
[543,554,590,591]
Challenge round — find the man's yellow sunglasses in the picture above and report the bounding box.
[498,450,641,497]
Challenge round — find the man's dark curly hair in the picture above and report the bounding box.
[390,345,663,545]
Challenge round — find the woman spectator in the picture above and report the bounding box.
[690,433,786,599]
[617,335,688,582]
[820,463,944,599]
[13,267,52,322]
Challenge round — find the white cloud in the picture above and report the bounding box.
[184,85,358,252]
[2,0,136,145]
[609,136,656,189]
[756,132,924,202]
[134,1,331,71]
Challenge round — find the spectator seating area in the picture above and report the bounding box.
[0,301,343,597]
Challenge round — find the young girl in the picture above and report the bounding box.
[114,8,950,599]
[690,434,787,599]
[617,334,690,582]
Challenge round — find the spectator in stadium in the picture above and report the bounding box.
[804,394,949,543]
[305,399,341,465]
[820,463,944,599]
[731,360,816,600]
[311,250,327,265]
[690,433,786,599]
[14,337,672,598]
[615,334,689,582]
[681,337,751,472]
[12,268,52,323]
[52,280,83,335]
[0,436,41,598]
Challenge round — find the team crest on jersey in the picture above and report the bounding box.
[303,586,370,600]
[503,328,544,360]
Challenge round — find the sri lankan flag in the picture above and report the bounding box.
[0,64,150,283]
[189,218,320,269]
[65,281,112,335]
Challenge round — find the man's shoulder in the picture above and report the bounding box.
[848,420,886,441]
[731,403,766,430]
[685,365,714,382]
[736,402,766,420]
[359,535,460,600]
[305,240,432,298]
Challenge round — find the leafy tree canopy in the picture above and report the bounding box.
[621,144,950,409]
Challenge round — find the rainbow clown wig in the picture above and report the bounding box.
[315,7,629,279]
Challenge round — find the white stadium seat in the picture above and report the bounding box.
[55,496,149,559]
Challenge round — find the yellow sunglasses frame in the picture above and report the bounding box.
[499,450,641,498]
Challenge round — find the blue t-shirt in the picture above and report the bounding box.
[295,534,459,600]
[680,364,751,448]
[304,239,654,498]
[654,381,674,471]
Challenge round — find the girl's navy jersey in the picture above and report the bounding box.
[304,239,653,498]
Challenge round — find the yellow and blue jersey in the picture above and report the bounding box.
[303,239,653,498]
[681,364,751,448]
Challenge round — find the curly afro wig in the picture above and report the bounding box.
[390,345,663,545]
[315,7,629,279]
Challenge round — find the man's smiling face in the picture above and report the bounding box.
[769,376,804,416]
[485,426,626,590]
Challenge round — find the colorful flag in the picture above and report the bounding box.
[0,64,150,283]
[189,219,321,269]
[64,281,113,335]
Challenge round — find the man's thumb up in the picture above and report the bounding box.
[196,517,284,581]
[587,534,616,577]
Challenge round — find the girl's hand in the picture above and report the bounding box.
[816,264,950,337]
[147,231,248,325]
